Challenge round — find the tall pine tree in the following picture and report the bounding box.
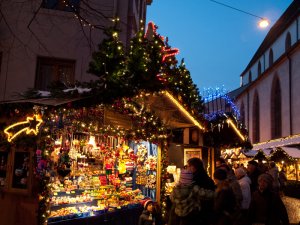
[87,23,133,101]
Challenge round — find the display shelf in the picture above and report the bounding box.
[50,200,96,210]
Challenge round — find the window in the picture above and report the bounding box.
[42,0,80,12]
[252,92,260,143]
[248,71,252,83]
[35,57,75,91]
[285,32,291,52]
[257,61,262,76]
[269,48,274,67]
[271,77,282,139]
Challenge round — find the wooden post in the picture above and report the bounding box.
[296,161,299,181]
[156,144,162,203]
[207,148,211,176]
[212,147,215,177]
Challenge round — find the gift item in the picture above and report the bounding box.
[118,160,126,174]
[125,161,135,172]
[144,156,157,171]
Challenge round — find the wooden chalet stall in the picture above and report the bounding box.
[252,137,300,181]
[0,90,206,225]
[203,112,250,174]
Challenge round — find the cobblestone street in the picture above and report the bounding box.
[282,196,300,224]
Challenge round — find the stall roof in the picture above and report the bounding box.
[0,97,134,129]
[139,91,205,130]
[252,134,300,150]
[242,149,257,157]
[0,91,205,131]
[0,97,86,106]
[279,146,300,159]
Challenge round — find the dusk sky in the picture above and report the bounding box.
[146,0,293,94]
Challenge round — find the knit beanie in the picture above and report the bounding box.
[248,160,258,167]
[143,199,153,209]
[213,168,227,181]
[258,173,273,186]
[179,169,194,186]
[235,167,246,178]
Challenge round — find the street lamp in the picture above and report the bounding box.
[258,19,270,29]
[210,0,270,29]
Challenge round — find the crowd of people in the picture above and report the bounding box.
[138,157,290,225]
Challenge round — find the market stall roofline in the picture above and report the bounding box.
[278,146,300,159]
[0,97,134,129]
[0,97,87,106]
[0,92,204,130]
[252,134,300,150]
[139,91,205,130]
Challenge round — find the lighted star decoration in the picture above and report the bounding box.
[145,21,180,84]
[4,114,43,142]
[145,21,179,62]
[161,46,179,62]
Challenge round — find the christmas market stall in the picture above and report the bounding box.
[203,112,250,174]
[0,21,207,225]
[269,146,300,181]
[0,95,174,225]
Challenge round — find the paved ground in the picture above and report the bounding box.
[282,196,300,224]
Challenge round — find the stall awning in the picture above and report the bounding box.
[0,97,134,129]
[252,134,300,150]
[279,146,300,159]
[0,97,87,106]
[140,91,205,130]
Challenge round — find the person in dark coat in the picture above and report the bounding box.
[187,157,215,224]
[246,160,261,193]
[213,168,237,225]
[247,173,289,225]
[139,199,162,225]
[187,157,215,190]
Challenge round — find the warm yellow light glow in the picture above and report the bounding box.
[163,91,205,130]
[88,136,96,148]
[258,19,270,28]
[226,119,245,141]
[4,114,43,142]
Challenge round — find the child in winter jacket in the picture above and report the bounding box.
[139,199,162,225]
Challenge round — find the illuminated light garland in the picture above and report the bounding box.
[203,87,240,119]
[163,91,205,130]
[161,46,179,62]
[252,134,300,150]
[226,118,245,141]
[4,114,43,142]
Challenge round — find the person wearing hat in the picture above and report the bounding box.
[248,173,289,225]
[213,168,237,225]
[139,199,162,225]
[235,167,252,224]
[247,160,262,193]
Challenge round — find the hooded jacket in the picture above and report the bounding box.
[139,209,160,225]
[169,184,215,217]
[237,174,251,209]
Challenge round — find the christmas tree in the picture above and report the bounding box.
[87,22,134,101]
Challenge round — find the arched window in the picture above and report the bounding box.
[248,71,252,83]
[258,61,262,76]
[252,92,260,143]
[285,32,291,52]
[240,102,245,128]
[269,48,274,67]
[271,77,282,139]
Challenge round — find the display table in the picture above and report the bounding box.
[48,206,143,225]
